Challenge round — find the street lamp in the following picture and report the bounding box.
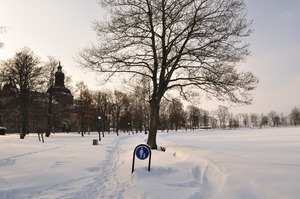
[98,116,101,141]
[128,122,131,135]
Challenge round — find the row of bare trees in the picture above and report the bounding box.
[74,87,300,134]
[214,105,300,129]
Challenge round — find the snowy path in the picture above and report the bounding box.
[71,136,132,199]
[35,135,135,199]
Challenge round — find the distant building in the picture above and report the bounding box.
[47,62,73,105]
[0,62,77,133]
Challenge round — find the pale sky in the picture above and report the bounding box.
[0,0,299,115]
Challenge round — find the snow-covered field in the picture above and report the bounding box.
[1,127,300,199]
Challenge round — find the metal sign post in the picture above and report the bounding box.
[132,144,151,173]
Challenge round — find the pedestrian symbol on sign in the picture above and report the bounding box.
[132,144,152,173]
[136,145,149,160]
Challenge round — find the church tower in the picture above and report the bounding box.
[47,62,73,104]
[55,62,65,87]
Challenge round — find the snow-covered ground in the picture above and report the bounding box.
[1,127,299,199]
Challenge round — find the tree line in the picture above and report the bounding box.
[73,92,300,133]
[0,46,298,140]
[214,105,300,129]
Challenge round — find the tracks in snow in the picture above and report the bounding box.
[61,136,132,199]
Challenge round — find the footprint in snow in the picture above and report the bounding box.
[0,158,16,167]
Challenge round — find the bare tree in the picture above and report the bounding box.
[116,93,133,133]
[260,114,269,128]
[74,82,93,136]
[280,113,287,126]
[111,90,125,135]
[94,90,113,136]
[242,113,249,127]
[250,113,259,127]
[290,107,300,126]
[216,105,229,129]
[159,99,170,131]
[43,57,59,137]
[210,115,218,129]
[132,76,151,133]
[168,98,185,131]
[201,109,210,128]
[1,47,42,138]
[79,0,258,148]
[130,97,144,133]
[187,105,200,130]
[268,111,279,127]
[228,113,239,128]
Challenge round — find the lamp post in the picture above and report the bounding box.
[128,122,131,135]
[98,116,101,141]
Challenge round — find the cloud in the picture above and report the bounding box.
[280,10,297,21]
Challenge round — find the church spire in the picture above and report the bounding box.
[57,61,62,72]
[46,61,72,98]
[55,62,65,87]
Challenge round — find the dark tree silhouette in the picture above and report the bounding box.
[43,57,59,137]
[1,47,42,138]
[290,107,300,126]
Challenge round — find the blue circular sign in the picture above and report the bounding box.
[136,145,150,160]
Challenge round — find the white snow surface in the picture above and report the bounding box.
[1,127,300,199]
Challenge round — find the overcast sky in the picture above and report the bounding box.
[1,0,299,115]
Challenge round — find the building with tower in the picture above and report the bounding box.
[0,62,77,134]
[47,62,73,105]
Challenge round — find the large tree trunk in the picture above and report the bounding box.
[20,105,28,139]
[147,99,160,149]
[20,113,25,139]
[81,118,84,137]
